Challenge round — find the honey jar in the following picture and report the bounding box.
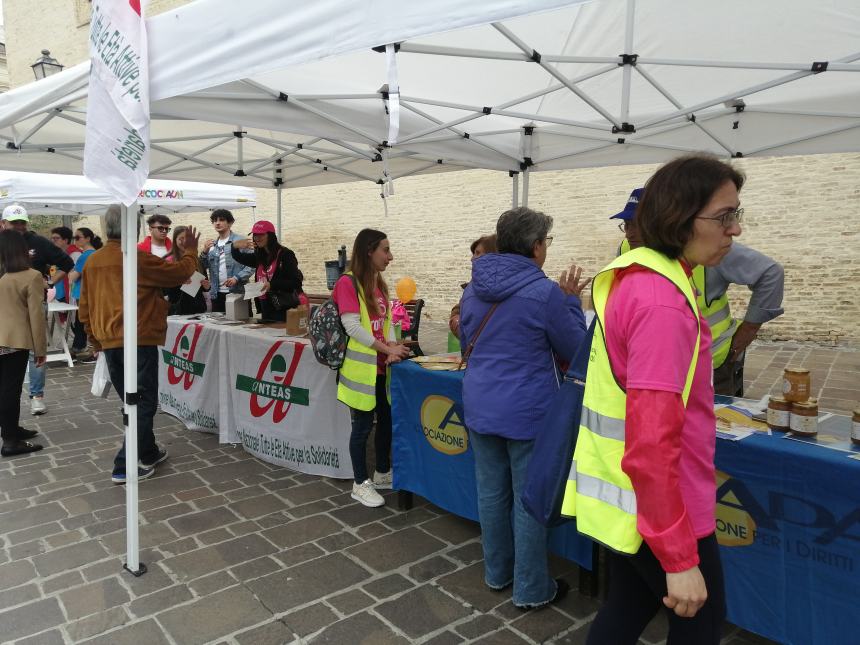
[852,409,860,446]
[782,368,811,403]
[766,396,791,431]
[789,401,818,436]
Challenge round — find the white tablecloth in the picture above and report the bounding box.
[158,318,353,479]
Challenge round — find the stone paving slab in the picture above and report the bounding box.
[3,342,855,643]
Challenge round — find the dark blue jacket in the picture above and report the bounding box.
[460,253,586,440]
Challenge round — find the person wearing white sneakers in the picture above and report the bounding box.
[1,204,75,417]
[332,229,410,507]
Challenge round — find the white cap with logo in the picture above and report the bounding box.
[2,204,29,222]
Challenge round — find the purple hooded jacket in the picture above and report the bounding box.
[460,253,587,440]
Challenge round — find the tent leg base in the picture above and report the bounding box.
[123,562,148,577]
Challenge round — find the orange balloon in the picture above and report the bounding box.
[395,277,417,302]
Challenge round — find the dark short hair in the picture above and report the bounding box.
[496,207,553,258]
[637,154,745,259]
[51,226,74,243]
[470,234,497,255]
[0,229,32,275]
[146,214,171,226]
[210,208,234,224]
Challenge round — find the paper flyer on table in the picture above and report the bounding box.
[180,272,205,297]
[243,282,265,300]
[714,400,771,440]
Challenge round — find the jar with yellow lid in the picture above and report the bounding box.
[789,401,818,436]
[767,396,791,432]
[782,368,811,403]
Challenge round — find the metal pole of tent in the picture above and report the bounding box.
[276,187,282,237]
[511,171,519,208]
[522,169,530,207]
[121,202,145,576]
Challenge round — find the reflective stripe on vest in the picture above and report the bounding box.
[560,247,700,554]
[692,265,736,369]
[337,272,392,412]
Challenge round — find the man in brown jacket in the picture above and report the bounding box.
[79,205,200,484]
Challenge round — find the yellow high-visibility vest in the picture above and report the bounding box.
[560,247,700,554]
[691,266,736,369]
[620,237,734,369]
[337,272,392,411]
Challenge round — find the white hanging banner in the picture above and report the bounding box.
[84,0,150,206]
[385,44,401,146]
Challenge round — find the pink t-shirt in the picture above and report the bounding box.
[605,265,716,540]
[332,275,388,374]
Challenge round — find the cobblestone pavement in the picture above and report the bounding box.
[1,337,856,644]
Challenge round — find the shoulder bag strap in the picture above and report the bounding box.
[459,302,499,367]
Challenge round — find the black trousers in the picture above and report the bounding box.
[713,353,745,397]
[0,350,30,442]
[347,375,391,483]
[587,534,726,645]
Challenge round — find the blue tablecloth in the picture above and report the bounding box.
[392,362,860,645]
[391,361,593,569]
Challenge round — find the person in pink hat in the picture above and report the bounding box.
[231,220,304,322]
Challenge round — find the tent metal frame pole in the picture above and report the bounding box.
[743,107,860,119]
[288,93,382,100]
[638,51,860,130]
[150,136,234,175]
[512,172,519,208]
[620,0,636,124]
[16,112,57,147]
[632,58,860,72]
[634,66,736,155]
[745,121,860,156]
[399,100,521,165]
[290,150,380,183]
[276,186,283,236]
[121,202,145,577]
[396,63,616,145]
[150,133,232,144]
[389,160,444,181]
[235,126,244,176]
[398,42,620,65]
[522,168,530,207]
[492,22,621,128]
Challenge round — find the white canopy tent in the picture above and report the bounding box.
[0,172,256,216]
[1,0,858,577]
[0,0,858,204]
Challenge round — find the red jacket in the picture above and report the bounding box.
[138,236,172,257]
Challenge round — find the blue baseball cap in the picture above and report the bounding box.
[610,188,643,221]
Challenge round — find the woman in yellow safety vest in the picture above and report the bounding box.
[332,229,410,508]
[575,155,744,645]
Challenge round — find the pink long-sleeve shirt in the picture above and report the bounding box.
[604,263,717,572]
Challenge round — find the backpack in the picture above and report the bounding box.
[308,275,357,370]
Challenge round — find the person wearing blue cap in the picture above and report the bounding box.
[612,188,784,396]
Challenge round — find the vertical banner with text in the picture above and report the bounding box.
[84,0,150,205]
[157,321,221,433]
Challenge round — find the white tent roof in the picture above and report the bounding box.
[0,171,256,215]
[0,0,858,190]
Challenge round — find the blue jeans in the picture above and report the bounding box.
[348,374,391,484]
[28,352,45,398]
[103,346,160,473]
[469,430,556,606]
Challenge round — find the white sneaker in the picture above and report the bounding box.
[351,479,385,507]
[372,470,393,490]
[30,397,47,416]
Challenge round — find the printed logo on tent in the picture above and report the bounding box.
[138,189,184,199]
[162,323,205,391]
[420,395,468,455]
[235,341,309,422]
[715,470,757,547]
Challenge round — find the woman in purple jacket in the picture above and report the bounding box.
[460,207,590,610]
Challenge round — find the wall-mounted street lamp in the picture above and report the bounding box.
[31,49,64,80]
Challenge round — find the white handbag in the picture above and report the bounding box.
[90,353,112,398]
